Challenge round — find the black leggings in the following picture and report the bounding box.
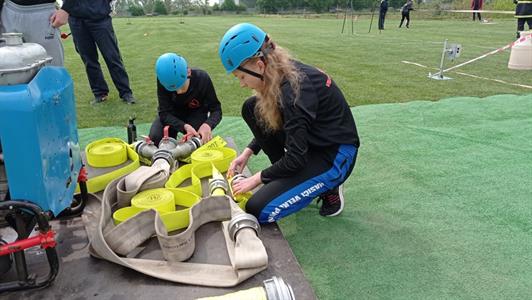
[241,97,358,223]
[399,12,410,27]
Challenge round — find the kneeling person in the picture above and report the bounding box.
[149,53,222,146]
[219,23,360,223]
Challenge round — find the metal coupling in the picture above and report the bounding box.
[152,149,174,165]
[134,140,157,159]
[158,137,179,151]
[230,173,247,183]
[228,213,260,241]
[263,276,296,300]
[209,178,228,195]
[188,136,202,149]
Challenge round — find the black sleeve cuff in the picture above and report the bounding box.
[247,139,261,155]
[61,0,74,13]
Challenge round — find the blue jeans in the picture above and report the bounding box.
[69,16,132,98]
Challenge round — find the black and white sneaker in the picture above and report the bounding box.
[318,184,345,217]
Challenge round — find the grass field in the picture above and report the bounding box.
[64,15,532,300]
[63,15,532,128]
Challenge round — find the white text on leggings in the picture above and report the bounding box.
[268,182,325,222]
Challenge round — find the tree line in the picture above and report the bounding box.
[114,0,412,16]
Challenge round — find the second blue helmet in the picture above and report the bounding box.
[156,53,188,91]
[218,23,267,73]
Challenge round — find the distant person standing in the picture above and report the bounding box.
[61,0,137,105]
[471,0,483,21]
[399,0,414,28]
[514,0,532,39]
[378,0,388,30]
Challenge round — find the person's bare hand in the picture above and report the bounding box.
[227,148,253,178]
[197,123,212,144]
[231,172,262,194]
[183,124,198,137]
[50,9,69,28]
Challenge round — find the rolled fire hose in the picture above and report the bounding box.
[82,169,268,286]
[114,136,228,206]
[86,138,128,168]
[111,147,250,229]
[197,276,295,300]
[112,188,201,232]
[81,135,266,286]
[165,147,237,197]
[76,138,140,193]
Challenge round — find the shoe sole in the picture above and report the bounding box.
[325,184,344,217]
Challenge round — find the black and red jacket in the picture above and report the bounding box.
[249,61,360,183]
[157,68,222,134]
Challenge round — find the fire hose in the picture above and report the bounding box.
[82,136,267,286]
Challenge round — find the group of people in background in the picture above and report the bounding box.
[378,0,414,30]
[470,0,531,38]
[377,0,531,38]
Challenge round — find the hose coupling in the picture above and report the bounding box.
[263,276,296,300]
[228,213,260,241]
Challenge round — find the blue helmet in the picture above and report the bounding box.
[155,53,188,91]
[218,23,267,73]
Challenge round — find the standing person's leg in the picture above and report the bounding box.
[527,18,532,30]
[406,13,410,27]
[86,17,133,101]
[149,116,179,146]
[246,145,357,223]
[399,13,405,27]
[517,18,525,38]
[472,12,475,21]
[478,12,482,21]
[1,1,64,66]
[241,96,285,163]
[69,16,109,101]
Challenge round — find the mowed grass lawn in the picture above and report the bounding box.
[63,15,531,128]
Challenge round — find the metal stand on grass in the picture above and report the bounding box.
[368,0,380,33]
[429,39,462,80]
[341,0,355,34]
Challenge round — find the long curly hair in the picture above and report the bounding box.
[251,40,300,132]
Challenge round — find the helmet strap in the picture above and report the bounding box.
[237,66,264,80]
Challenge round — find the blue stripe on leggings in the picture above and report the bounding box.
[259,144,357,223]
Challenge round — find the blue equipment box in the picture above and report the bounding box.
[0,67,81,215]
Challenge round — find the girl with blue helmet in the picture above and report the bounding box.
[219,23,360,223]
[149,53,222,145]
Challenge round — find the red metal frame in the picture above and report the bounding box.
[0,230,56,256]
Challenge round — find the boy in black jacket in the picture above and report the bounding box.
[149,53,222,146]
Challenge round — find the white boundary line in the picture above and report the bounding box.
[401,60,532,90]
[445,9,514,14]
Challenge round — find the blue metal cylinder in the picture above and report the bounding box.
[0,66,81,215]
